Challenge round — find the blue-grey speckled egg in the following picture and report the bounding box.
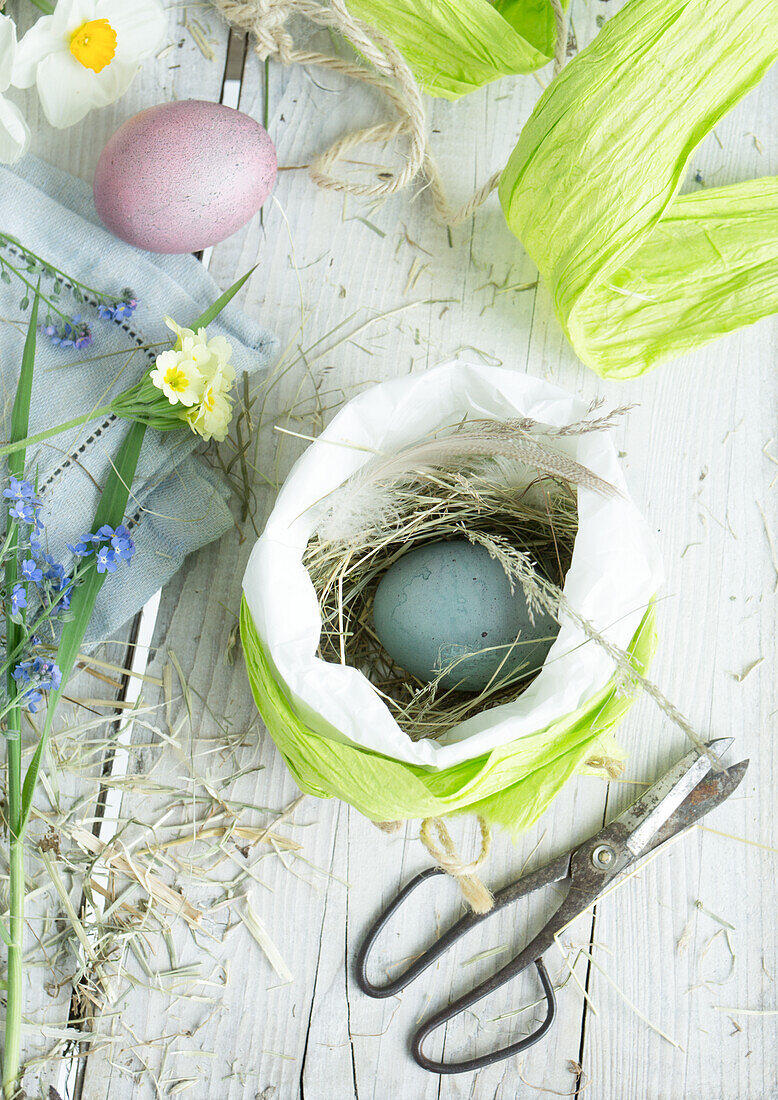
[372,540,559,693]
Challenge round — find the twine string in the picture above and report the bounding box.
[212,0,568,225]
[419,815,494,914]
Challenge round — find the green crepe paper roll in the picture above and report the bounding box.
[240,598,657,832]
[499,0,778,379]
[345,0,567,100]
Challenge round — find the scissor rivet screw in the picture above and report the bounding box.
[591,844,615,869]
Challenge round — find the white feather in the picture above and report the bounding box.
[313,419,615,548]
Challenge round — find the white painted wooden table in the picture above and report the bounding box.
[10,2,777,1098]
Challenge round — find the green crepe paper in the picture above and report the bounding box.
[345,0,567,100]
[240,598,657,832]
[499,0,778,379]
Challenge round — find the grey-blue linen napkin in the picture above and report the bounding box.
[0,155,276,641]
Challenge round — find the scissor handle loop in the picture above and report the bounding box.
[356,850,572,1001]
[412,956,557,1074]
[355,867,454,997]
[355,865,558,1071]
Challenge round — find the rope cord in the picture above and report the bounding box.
[419,815,494,914]
[212,0,568,225]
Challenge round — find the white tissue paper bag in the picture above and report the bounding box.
[243,360,663,771]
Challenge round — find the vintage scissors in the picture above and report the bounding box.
[355,738,748,1074]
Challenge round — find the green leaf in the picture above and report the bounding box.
[190,267,256,330]
[20,422,147,832]
[6,293,38,861]
[0,405,115,461]
[5,294,38,680]
[8,291,38,481]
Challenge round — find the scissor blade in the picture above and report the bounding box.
[640,758,748,857]
[616,738,733,858]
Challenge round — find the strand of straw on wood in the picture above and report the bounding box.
[211,0,568,225]
[464,528,714,765]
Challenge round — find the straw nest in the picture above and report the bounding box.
[303,416,605,742]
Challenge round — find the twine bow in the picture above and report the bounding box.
[212,0,568,225]
[420,815,494,914]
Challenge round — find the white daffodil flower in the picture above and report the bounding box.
[13,0,166,129]
[0,15,30,164]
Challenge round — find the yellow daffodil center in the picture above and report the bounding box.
[202,388,215,411]
[164,366,190,394]
[69,19,117,73]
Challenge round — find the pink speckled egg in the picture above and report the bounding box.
[93,100,277,254]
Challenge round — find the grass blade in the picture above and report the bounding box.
[20,274,253,828]
[8,291,38,481]
[5,289,39,707]
[190,267,255,330]
[20,422,146,831]
[3,291,38,1100]
[241,901,292,983]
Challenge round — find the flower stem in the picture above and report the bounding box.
[3,745,23,1100]
[3,533,23,1100]
[19,422,148,835]
[0,561,93,681]
[0,406,115,460]
[0,232,123,309]
[0,256,73,329]
[2,295,38,1097]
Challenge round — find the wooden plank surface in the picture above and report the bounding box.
[8,1,776,1097]
[7,8,235,1096]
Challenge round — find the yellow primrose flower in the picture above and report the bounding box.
[164,316,194,345]
[186,379,234,443]
[201,334,235,384]
[5,269,253,461]
[186,352,236,441]
[165,318,235,385]
[149,349,203,407]
[151,317,237,435]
